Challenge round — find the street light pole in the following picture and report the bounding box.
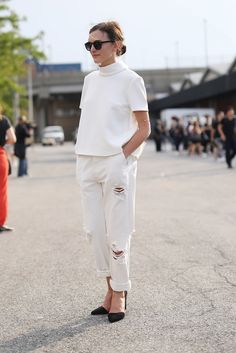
[27,59,34,122]
[13,76,20,124]
[175,41,180,68]
[203,18,209,67]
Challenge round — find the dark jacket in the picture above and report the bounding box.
[14,124,30,159]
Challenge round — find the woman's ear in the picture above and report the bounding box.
[114,40,122,56]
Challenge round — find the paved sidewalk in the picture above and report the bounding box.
[0,142,236,353]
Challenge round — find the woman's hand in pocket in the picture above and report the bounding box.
[122,148,129,159]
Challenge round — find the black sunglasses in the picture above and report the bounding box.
[84,40,114,51]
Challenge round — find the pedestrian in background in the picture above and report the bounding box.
[0,104,16,232]
[201,115,212,156]
[211,111,224,160]
[188,120,202,156]
[75,21,150,323]
[153,120,164,151]
[218,106,236,168]
[169,116,178,150]
[14,116,31,177]
[173,117,184,152]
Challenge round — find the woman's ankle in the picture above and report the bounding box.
[106,276,112,291]
[102,289,113,310]
[109,291,126,313]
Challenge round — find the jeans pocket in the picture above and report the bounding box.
[121,151,130,165]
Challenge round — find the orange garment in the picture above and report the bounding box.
[0,147,8,226]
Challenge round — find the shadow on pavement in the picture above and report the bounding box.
[0,316,106,353]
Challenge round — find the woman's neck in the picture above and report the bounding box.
[98,60,127,76]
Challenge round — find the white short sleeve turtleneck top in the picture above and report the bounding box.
[75,60,148,158]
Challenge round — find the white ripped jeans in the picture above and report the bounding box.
[76,152,137,291]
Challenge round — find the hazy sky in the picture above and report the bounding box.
[10,0,236,71]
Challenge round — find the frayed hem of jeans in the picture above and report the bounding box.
[97,270,111,277]
[110,279,131,292]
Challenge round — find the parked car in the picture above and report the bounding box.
[72,127,78,144]
[41,126,65,146]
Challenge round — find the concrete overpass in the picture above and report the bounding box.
[149,58,236,119]
[30,64,204,140]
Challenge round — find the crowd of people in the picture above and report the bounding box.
[0,104,33,233]
[152,106,236,169]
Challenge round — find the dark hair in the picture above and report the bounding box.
[225,105,234,114]
[89,21,126,56]
[18,116,27,123]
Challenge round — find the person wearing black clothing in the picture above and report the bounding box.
[0,104,16,232]
[153,120,164,151]
[211,111,224,159]
[219,106,236,168]
[201,116,212,154]
[169,117,184,152]
[14,116,31,177]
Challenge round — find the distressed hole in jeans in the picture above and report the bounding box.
[111,243,126,263]
[113,186,125,198]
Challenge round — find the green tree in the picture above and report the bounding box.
[0,0,45,120]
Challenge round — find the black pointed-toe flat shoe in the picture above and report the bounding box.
[91,306,109,315]
[108,291,127,323]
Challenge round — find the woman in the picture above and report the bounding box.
[188,120,202,156]
[75,21,150,323]
[14,116,31,177]
[0,104,16,232]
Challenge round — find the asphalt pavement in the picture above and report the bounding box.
[0,142,236,353]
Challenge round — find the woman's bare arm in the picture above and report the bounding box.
[122,111,151,158]
[6,127,16,145]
